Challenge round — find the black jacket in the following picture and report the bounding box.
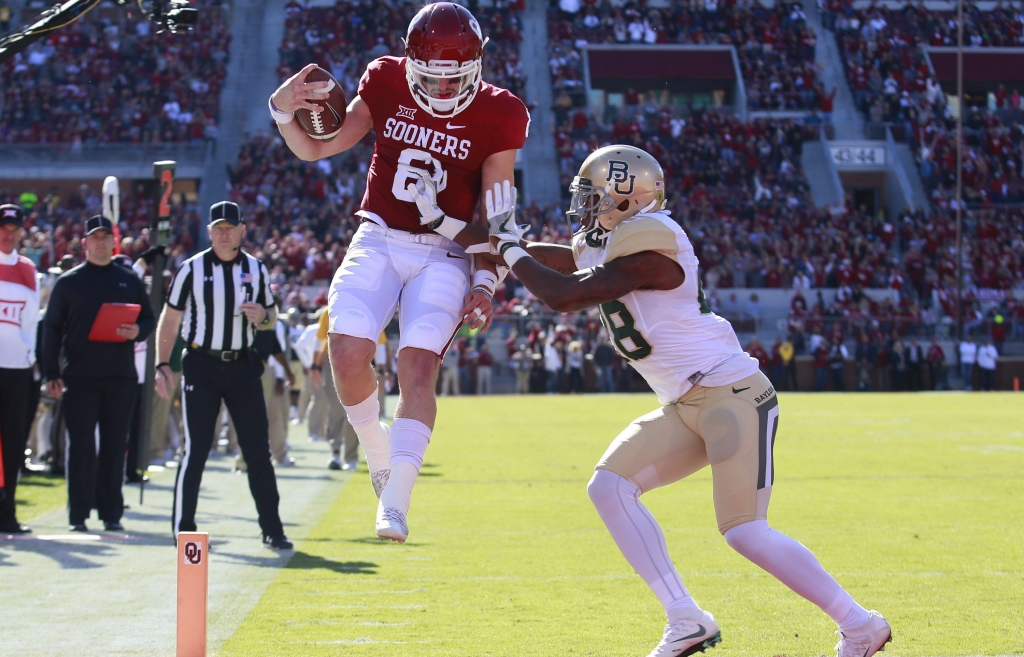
[41,261,156,381]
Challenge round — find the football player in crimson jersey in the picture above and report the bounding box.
[269,2,529,543]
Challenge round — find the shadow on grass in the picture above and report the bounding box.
[283,551,377,575]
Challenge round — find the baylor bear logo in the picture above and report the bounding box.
[606,160,635,195]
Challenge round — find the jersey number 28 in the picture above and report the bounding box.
[599,300,652,361]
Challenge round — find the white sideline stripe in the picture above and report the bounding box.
[283,621,413,627]
[282,605,425,610]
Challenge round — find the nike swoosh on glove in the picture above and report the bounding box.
[485,180,522,250]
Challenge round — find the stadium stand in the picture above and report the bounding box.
[0,0,231,144]
[548,0,823,111]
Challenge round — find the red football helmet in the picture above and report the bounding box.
[404,2,488,118]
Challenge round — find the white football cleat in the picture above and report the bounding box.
[835,611,891,657]
[647,609,721,657]
[375,502,408,543]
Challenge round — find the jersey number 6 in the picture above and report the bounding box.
[392,148,448,202]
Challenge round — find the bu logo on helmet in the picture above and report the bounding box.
[606,160,635,195]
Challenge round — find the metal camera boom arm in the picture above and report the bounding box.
[0,0,196,66]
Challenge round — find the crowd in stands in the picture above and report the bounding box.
[0,0,231,145]
[550,0,827,111]
[278,0,524,104]
[829,0,1024,120]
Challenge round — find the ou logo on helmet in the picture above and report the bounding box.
[468,17,482,40]
[606,160,635,194]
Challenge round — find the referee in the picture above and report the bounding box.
[154,202,291,549]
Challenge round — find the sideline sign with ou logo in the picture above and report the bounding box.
[183,541,203,565]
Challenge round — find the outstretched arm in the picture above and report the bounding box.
[272,63,373,162]
[509,250,684,312]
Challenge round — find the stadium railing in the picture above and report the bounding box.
[0,143,212,165]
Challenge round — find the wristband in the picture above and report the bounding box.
[427,214,467,241]
[156,362,171,376]
[498,242,530,268]
[268,95,294,124]
[471,269,498,297]
[471,286,494,300]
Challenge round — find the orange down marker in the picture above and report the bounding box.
[177,532,209,657]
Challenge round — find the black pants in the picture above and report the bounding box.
[63,376,138,525]
[0,367,33,527]
[173,351,283,537]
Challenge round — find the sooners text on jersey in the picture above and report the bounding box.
[357,56,530,233]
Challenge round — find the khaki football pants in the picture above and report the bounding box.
[596,371,780,534]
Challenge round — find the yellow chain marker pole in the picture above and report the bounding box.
[176,532,208,657]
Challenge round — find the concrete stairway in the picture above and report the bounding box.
[197,0,282,246]
[518,0,561,205]
[804,0,863,140]
[802,137,844,207]
[892,140,932,212]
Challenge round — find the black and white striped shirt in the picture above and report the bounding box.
[167,249,273,351]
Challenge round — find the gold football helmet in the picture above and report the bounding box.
[567,144,666,231]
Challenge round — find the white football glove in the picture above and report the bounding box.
[485,180,522,249]
[407,166,466,241]
[406,167,444,225]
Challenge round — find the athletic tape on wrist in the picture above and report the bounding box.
[471,269,498,296]
[498,243,529,268]
[268,96,294,124]
[428,215,466,241]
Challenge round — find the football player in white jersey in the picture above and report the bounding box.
[475,146,891,657]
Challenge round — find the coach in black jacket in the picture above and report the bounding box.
[41,215,155,532]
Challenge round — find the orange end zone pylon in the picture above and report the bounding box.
[177,532,209,657]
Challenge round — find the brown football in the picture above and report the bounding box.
[295,66,346,141]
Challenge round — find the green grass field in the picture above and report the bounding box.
[216,393,1022,656]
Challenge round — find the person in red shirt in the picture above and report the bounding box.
[925,337,946,389]
[270,3,529,542]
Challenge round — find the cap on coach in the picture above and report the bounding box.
[41,214,156,532]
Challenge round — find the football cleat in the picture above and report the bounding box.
[646,609,722,657]
[835,611,891,657]
[375,502,409,543]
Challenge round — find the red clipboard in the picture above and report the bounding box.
[88,303,142,342]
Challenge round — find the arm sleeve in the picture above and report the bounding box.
[166,263,192,310]
[255,262,274,307]
[134,277,157,342]
[41,279,68,381]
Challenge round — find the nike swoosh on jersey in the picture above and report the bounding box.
[445,252,465,260]
[446,122,466,129]
[732,387,750,394]
[671,625,707,642]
